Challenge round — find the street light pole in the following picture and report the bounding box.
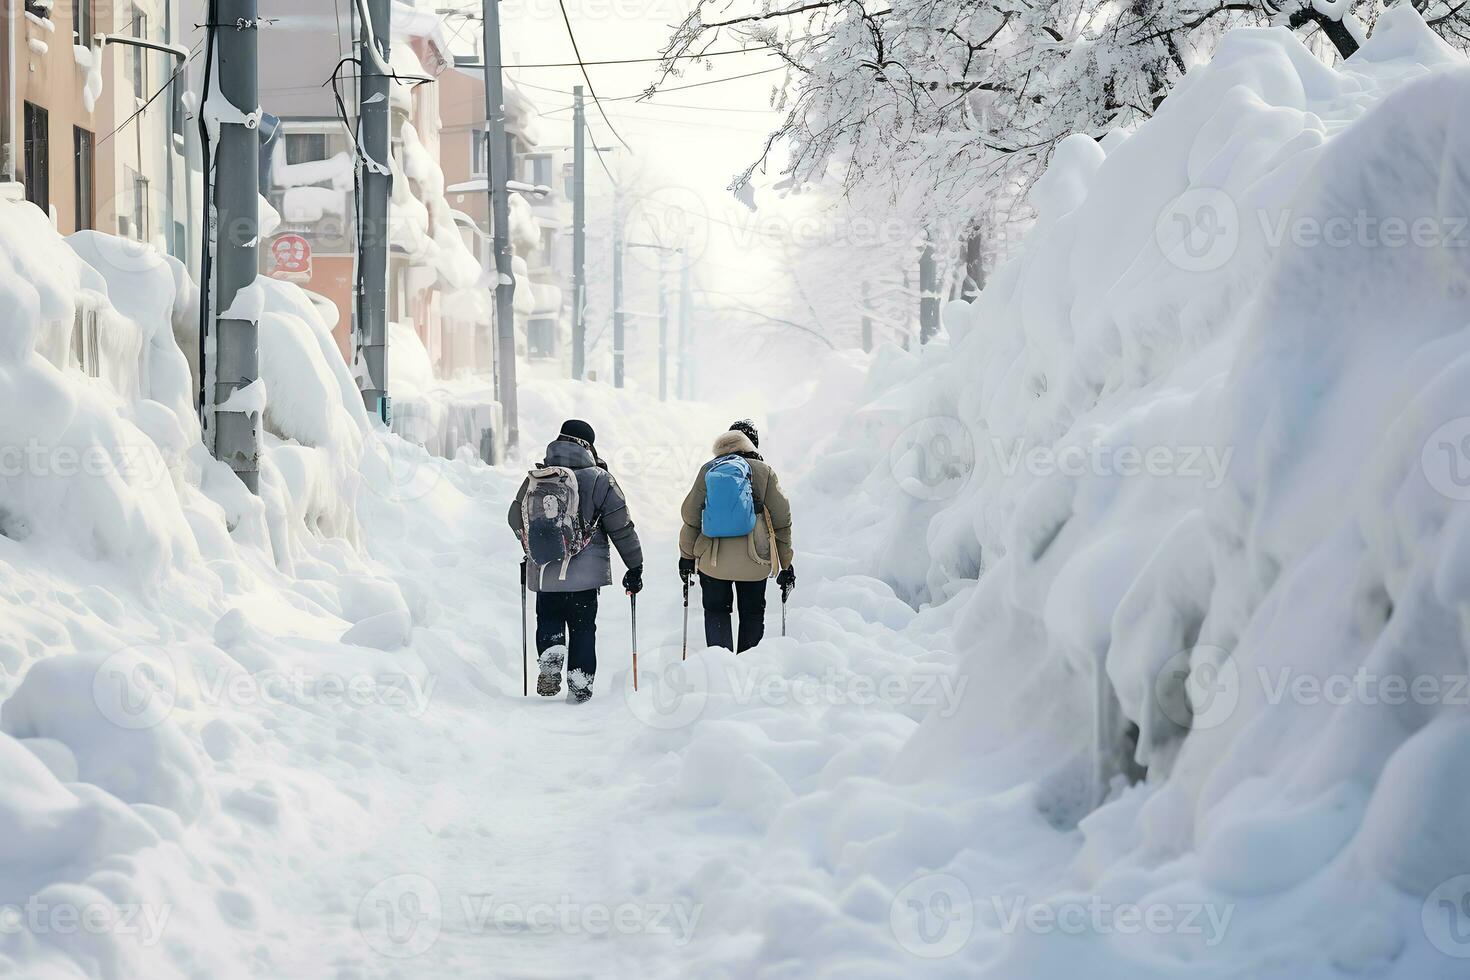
[356,0,391,423]
[571,85,586,380]
[677,261,690,398]
[209,0,260,491]
[919,233,940,345]
[657,251,668,401]
[612,183,625,388]
[481,0,519,450]
[861,280,873,352]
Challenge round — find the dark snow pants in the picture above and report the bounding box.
[536,589,598,679]
[699,574,767,653]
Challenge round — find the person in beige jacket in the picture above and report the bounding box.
[679,421,795,652]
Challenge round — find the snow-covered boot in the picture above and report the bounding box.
[537,646,566,697]
[566,669,593,704]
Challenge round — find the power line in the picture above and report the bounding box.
[629,67,785,101]
[556,0,630,151]
[98,42,204,147]
[511,66,787,101]
[456,45,776,69]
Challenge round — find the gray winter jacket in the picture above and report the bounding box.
[509,437,643,592]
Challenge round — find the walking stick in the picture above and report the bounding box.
[630,592,639,692]
[681,574,690,662]
[780,567,789,638]
[520,561,528,697]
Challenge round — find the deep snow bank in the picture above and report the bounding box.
[732,9,1470,977]
[0,198,497,976]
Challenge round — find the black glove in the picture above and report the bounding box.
[777,565,796,600]
[678,557,695,583]
[623,565,644,595]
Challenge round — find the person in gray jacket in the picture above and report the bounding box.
[509,420,643,702]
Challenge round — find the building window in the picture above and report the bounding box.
[525,154,552,189]
[470,129,486,178]
[528,318,556,359]
[73,0,92,44]
[131,10,149,100]
[23,102,48,213]
[74,127,93,231]
[285,131,329,165]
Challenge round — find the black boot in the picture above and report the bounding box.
[566,668,593,703]
[537,646,565,697]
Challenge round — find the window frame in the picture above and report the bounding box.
[73,126,93,231]
[73,0,92,44]
[23,101,48,214]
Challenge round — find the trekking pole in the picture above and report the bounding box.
[681,574,690,662]
[520,561,528,697]
[630,592,639,692]
[780,569,789,638]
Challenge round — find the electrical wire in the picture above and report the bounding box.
[555,0,630,150]
[629,67,785,101]
[508,66,787,101]
[459,45,776,69]
[97,41,204,148]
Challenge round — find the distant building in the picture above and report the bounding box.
[438,59,569,375]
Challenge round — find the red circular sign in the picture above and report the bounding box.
[270,234,312,276]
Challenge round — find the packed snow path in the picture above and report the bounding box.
[235,387,965,978]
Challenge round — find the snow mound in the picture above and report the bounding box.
[653,11,1470,978]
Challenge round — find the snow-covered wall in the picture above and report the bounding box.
[780,10,1470,975]
[0,197,454,975]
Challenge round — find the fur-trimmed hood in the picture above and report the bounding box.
[712,430,761,459]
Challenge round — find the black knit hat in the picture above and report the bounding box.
[729,419,759,449]
[559,419,596,446]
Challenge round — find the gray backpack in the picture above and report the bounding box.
[519,466,593,581]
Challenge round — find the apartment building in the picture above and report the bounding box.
[438,61,569,373]
[1,0,190,259]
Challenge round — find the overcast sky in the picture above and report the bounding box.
[486,0,809,299]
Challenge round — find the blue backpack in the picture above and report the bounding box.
[702,454,757,538]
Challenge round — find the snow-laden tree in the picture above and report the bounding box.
[658,0,1469,274]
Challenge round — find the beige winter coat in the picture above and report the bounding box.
[680,431,794,582]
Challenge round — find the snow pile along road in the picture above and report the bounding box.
[608,10,1470,979]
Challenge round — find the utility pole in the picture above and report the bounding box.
[677,261,690,398]
[861,280,873,352]
[919,235,940,345]
[481,0,519,450]
[657,253,669,401]
[571,86,586,380]
[901,269,912,351]
[210,0,260,492]
[612,185,625,388]
[356,0,391,423]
